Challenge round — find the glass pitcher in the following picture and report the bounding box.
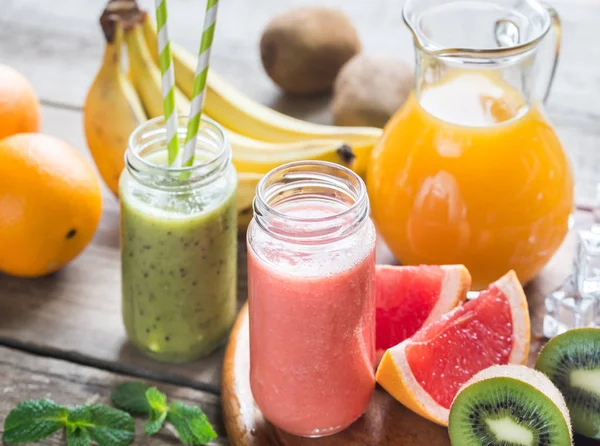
[367,0,574,289]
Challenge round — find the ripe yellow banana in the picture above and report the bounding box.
[142,14,196,100]
[126,22,262,232]
[84,20,146,196]
[236,172,263,232]
[125,23,190,119]
[204,73,382,145]
[141,15,380,176]
[228,134,357,175]
[133,19,363,176]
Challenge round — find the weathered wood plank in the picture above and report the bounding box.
[0,238,244,393]
[0,346,228,445]
[0,105,248,392]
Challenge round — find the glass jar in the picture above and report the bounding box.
[120,116,237,363]
[247,161,376,437]
[367,0,574,289]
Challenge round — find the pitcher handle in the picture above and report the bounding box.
[543,6,561,103]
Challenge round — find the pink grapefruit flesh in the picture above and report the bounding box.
[406,285,513,408]
[376,265,471,353]
[376,270,531,426]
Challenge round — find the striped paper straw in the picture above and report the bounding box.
[181,0,219,167]
[155,0,180,167]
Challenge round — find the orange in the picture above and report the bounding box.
[376,270,530,426]
[0,65,41,140]
[0,134,103,277]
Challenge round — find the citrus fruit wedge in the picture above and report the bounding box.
[376,270,530,426]
[376,265,471,359]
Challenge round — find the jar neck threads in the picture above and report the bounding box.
[125,116,231,191]
[253,161,369,244]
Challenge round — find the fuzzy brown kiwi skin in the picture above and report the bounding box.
[260,7,360,95]
[535,327,600,440]
[449,364,573,446]
[332,54,414,128]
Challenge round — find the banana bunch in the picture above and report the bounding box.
[84,4,382,232]
[84,15,147,195]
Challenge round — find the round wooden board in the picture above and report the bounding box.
[222,214,597,445]
[222,304,452,446]
[222,304,597,446]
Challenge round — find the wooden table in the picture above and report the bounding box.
[0,0,598,444]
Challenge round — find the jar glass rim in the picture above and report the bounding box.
[254,160,368,224]
[252,161,370,244]
[127,115,229,173]
[125,116,231,190]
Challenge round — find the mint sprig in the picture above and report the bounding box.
[3,400,134,446]
[111,382,217,445]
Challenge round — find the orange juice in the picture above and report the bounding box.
[367,72,574,289]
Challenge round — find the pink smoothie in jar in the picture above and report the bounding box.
[247,161,376,437]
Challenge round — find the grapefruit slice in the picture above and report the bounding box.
[376,265,471,358]
[376,270,530,426]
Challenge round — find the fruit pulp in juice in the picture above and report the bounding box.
[120,151,238,363]
[248,200,376,437]
[367,72,574,289]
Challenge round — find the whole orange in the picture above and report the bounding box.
[0,65,41,140]
[0,134,103,277]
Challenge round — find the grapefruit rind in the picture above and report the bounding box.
[376,270,531,427]
[379,344,449,425]
[424,264,471,327]
[494,271,530,365]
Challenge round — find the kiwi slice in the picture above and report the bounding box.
[449,365,572,446]
[536,327,600,439]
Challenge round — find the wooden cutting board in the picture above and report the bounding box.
[221,217,597,445]
[222,305,597,446]
[222,305,452,446]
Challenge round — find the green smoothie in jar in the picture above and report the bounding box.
[120,117,237,363]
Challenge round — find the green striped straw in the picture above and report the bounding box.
[155,0,180,167]
[181,0,220,167]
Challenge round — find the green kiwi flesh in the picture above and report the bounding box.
[449,365,572,446]
[535,327,600,439]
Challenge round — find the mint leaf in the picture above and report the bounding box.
[66,426,91,446]
[166,401,217,445]
[144,411,167,436]
[86,405,135,446]
[111,381,151,415]
[144,387,168,435]
[3,398,68,443]
[145,387,168,412]
[65,404,134,446]
[67,405,92,425]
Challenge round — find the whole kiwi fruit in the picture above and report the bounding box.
[332,53,414,128]
[536,327,600,439]
[260,7,361,95]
